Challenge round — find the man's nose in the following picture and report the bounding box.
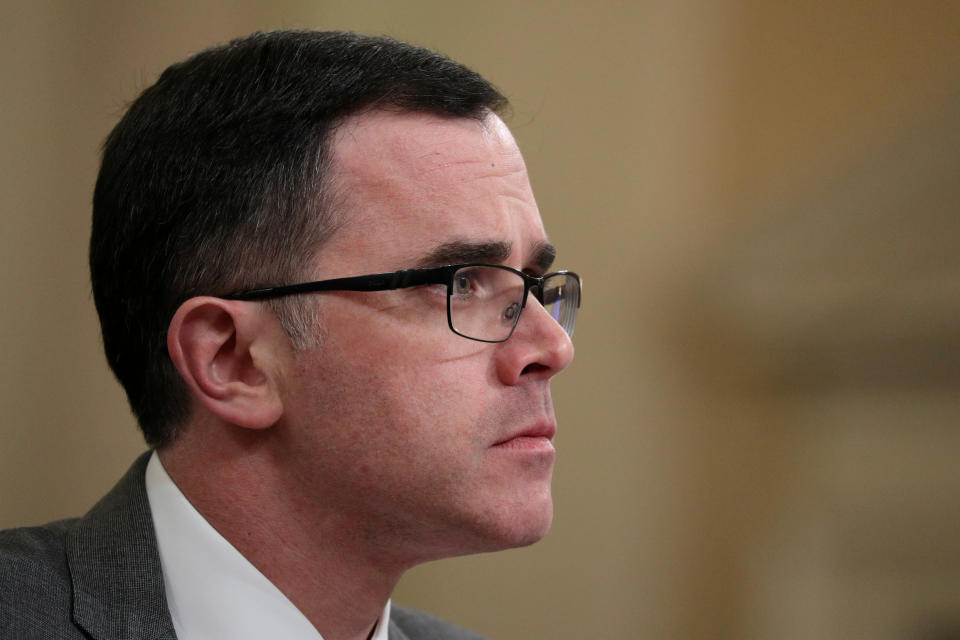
[495,296,575,386]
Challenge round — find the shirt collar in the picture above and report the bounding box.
[145,451,390,640]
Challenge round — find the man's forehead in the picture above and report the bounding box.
[318,109,549,274]
[329,110,523,179]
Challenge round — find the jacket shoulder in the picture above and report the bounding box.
[391,604,487,640]
[0,519,84,639]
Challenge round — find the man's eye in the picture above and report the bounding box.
[453,274,476,295]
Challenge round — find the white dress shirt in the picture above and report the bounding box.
[145,452,390,640]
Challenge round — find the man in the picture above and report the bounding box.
[0,30,579,640]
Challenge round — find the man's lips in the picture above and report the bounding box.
[492,421,557,449]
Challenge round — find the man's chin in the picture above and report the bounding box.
[474,498,554,553]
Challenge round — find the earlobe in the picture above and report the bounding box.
[167,297,285,430]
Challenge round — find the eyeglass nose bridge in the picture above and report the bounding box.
[509,275,555,336]
[526,278,544,307]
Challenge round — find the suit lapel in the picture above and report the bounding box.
[388,618,412,640]
[66,451,177,640]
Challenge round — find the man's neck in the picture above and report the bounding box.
[158,434,405,640]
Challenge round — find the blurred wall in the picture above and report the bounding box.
[2,2,959,639]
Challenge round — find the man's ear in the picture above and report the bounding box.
[167,297,287,430]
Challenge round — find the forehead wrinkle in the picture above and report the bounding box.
[410,139,524,172]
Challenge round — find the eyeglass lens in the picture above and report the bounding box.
[449,266,579,342]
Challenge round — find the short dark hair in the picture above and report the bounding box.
[90,30,508,447]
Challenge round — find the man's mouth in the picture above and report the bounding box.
[492,421,557,450]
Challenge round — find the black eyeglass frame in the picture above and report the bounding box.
[223,263,581,343]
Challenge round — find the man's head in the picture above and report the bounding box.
[91,30,576,557]
[91,30,507,447]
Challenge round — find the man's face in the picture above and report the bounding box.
[276,111,574,564]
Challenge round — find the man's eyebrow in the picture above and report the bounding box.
[414,239,557,273]
[531,242,557,273]
[415,241,512,268]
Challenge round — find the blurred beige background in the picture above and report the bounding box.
[2,1,959,638]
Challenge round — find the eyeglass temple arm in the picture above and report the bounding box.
[223,267,449,301]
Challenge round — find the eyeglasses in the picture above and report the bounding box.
[224,263,581,343]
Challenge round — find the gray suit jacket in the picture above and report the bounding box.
[0,452,485,640]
